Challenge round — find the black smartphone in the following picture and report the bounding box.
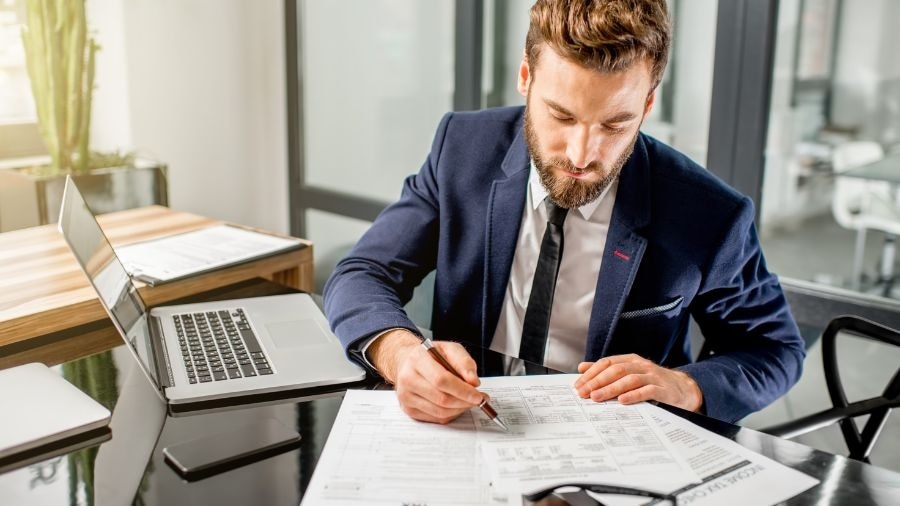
[162,418,301,481]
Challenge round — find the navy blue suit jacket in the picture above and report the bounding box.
[324,106,805,423]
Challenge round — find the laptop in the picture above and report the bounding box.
[58,176,365,414]
[0,363,111,462]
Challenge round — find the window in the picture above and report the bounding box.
[0,0,44,160]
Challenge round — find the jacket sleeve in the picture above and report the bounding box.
[678,196,807,423]
[323,112,453,355]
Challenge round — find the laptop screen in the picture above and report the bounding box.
[58,177,162,390]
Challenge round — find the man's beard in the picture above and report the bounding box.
[524,106,638,210]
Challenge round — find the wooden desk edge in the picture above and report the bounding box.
[0,207,314,356]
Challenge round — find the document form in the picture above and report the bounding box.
[473,375,699,495]
[302,375,819,506]
[114,224,303,285]
[300,389,507,506]
[642,407,820,506]
[302,376,696,505]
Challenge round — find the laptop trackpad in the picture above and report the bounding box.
[266,320,329,348]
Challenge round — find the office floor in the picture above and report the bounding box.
[743,213,900,472]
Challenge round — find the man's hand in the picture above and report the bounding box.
[368,329,484,424]
[574,354,703,412]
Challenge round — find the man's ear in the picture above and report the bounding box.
[643,89,657,117]
[517,51,531,98]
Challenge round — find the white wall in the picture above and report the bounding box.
[88,0,132,154]
[91,0,289,234]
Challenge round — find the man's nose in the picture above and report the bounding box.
[565,126,600,169]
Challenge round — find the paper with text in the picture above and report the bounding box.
[300,390,507,506]
[473,375,700,495]
[641,407,820,505]
[115,224,303,285]
[301,375,819,506]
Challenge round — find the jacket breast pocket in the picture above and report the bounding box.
[619,296,685,320]
[605,296,686,363]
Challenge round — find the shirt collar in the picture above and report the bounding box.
[528,162,615,221]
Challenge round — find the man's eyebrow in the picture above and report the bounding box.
[543,98,637,124]
[543,98,576,118]
[604,111,637,124]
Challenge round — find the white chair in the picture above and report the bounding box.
[830,141,900,291]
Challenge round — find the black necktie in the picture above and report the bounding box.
[519,200,568,365]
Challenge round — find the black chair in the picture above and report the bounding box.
[763,315,900,463]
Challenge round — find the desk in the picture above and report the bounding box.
[841,152,900,184]
[0,206,313,368]
[0,283,898,505]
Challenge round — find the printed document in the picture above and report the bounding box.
[301,375,819,506]
[300,389,506,506]
[115,224,303,285]
[641,407,819,506]
[473,375,699,495]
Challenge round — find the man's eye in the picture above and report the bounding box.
[605,124,627,133]
[551,114,574,123]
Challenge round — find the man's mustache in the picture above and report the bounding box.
[546,158,602,174]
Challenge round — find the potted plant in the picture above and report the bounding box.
[0,0,167,232]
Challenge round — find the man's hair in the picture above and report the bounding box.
[525,0,671,88]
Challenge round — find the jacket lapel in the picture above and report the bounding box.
[585,134,652,360]
[482,125,529,346]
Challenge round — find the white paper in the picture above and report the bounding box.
[474,375,699,496]
[302,376,820,506]
[115,224,302,284]
[300,390,508,506]
[643,407,820,506]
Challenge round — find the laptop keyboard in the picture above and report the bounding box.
[174,309,273,384]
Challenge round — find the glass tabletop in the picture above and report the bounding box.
[1,285,899,505]
[839,152,900,184]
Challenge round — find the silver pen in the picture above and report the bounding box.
[421,338,509,432]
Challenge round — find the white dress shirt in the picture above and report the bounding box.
[362,163,616,374]
[489,164,617,372]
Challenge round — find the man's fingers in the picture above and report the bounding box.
[573,356,703,411]
[434,341,480,386]
[577,362,637,397]
[392,340,487,423]
[574,355,640,388]
[589,373,650,402]
[415,374,482,409]
[396,367,473,419]
[574,358,611,389]
[400,395,469,424]
[575,355,652,396]
[416,351,484,406]
[617,384,660,405]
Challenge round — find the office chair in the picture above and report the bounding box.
[762,316,900,463]
[830,141,898,292]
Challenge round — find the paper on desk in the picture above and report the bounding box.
[301,376,696,506]
[473,375,700,496]
[300,389,508,506]
[569,405,821,506]
[638,407,820,506]
[114,224,303,285]
[301,376,819,506]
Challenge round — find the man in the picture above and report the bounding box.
[324,0,805,425]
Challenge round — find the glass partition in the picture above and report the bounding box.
[760,0,900,300]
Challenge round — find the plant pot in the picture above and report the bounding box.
[0,158,168,232]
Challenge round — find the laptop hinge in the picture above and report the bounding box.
[149,315,175,389]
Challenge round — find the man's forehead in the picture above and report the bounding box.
[533,60,652,117]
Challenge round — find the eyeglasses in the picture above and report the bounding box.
[521,482,677,506]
